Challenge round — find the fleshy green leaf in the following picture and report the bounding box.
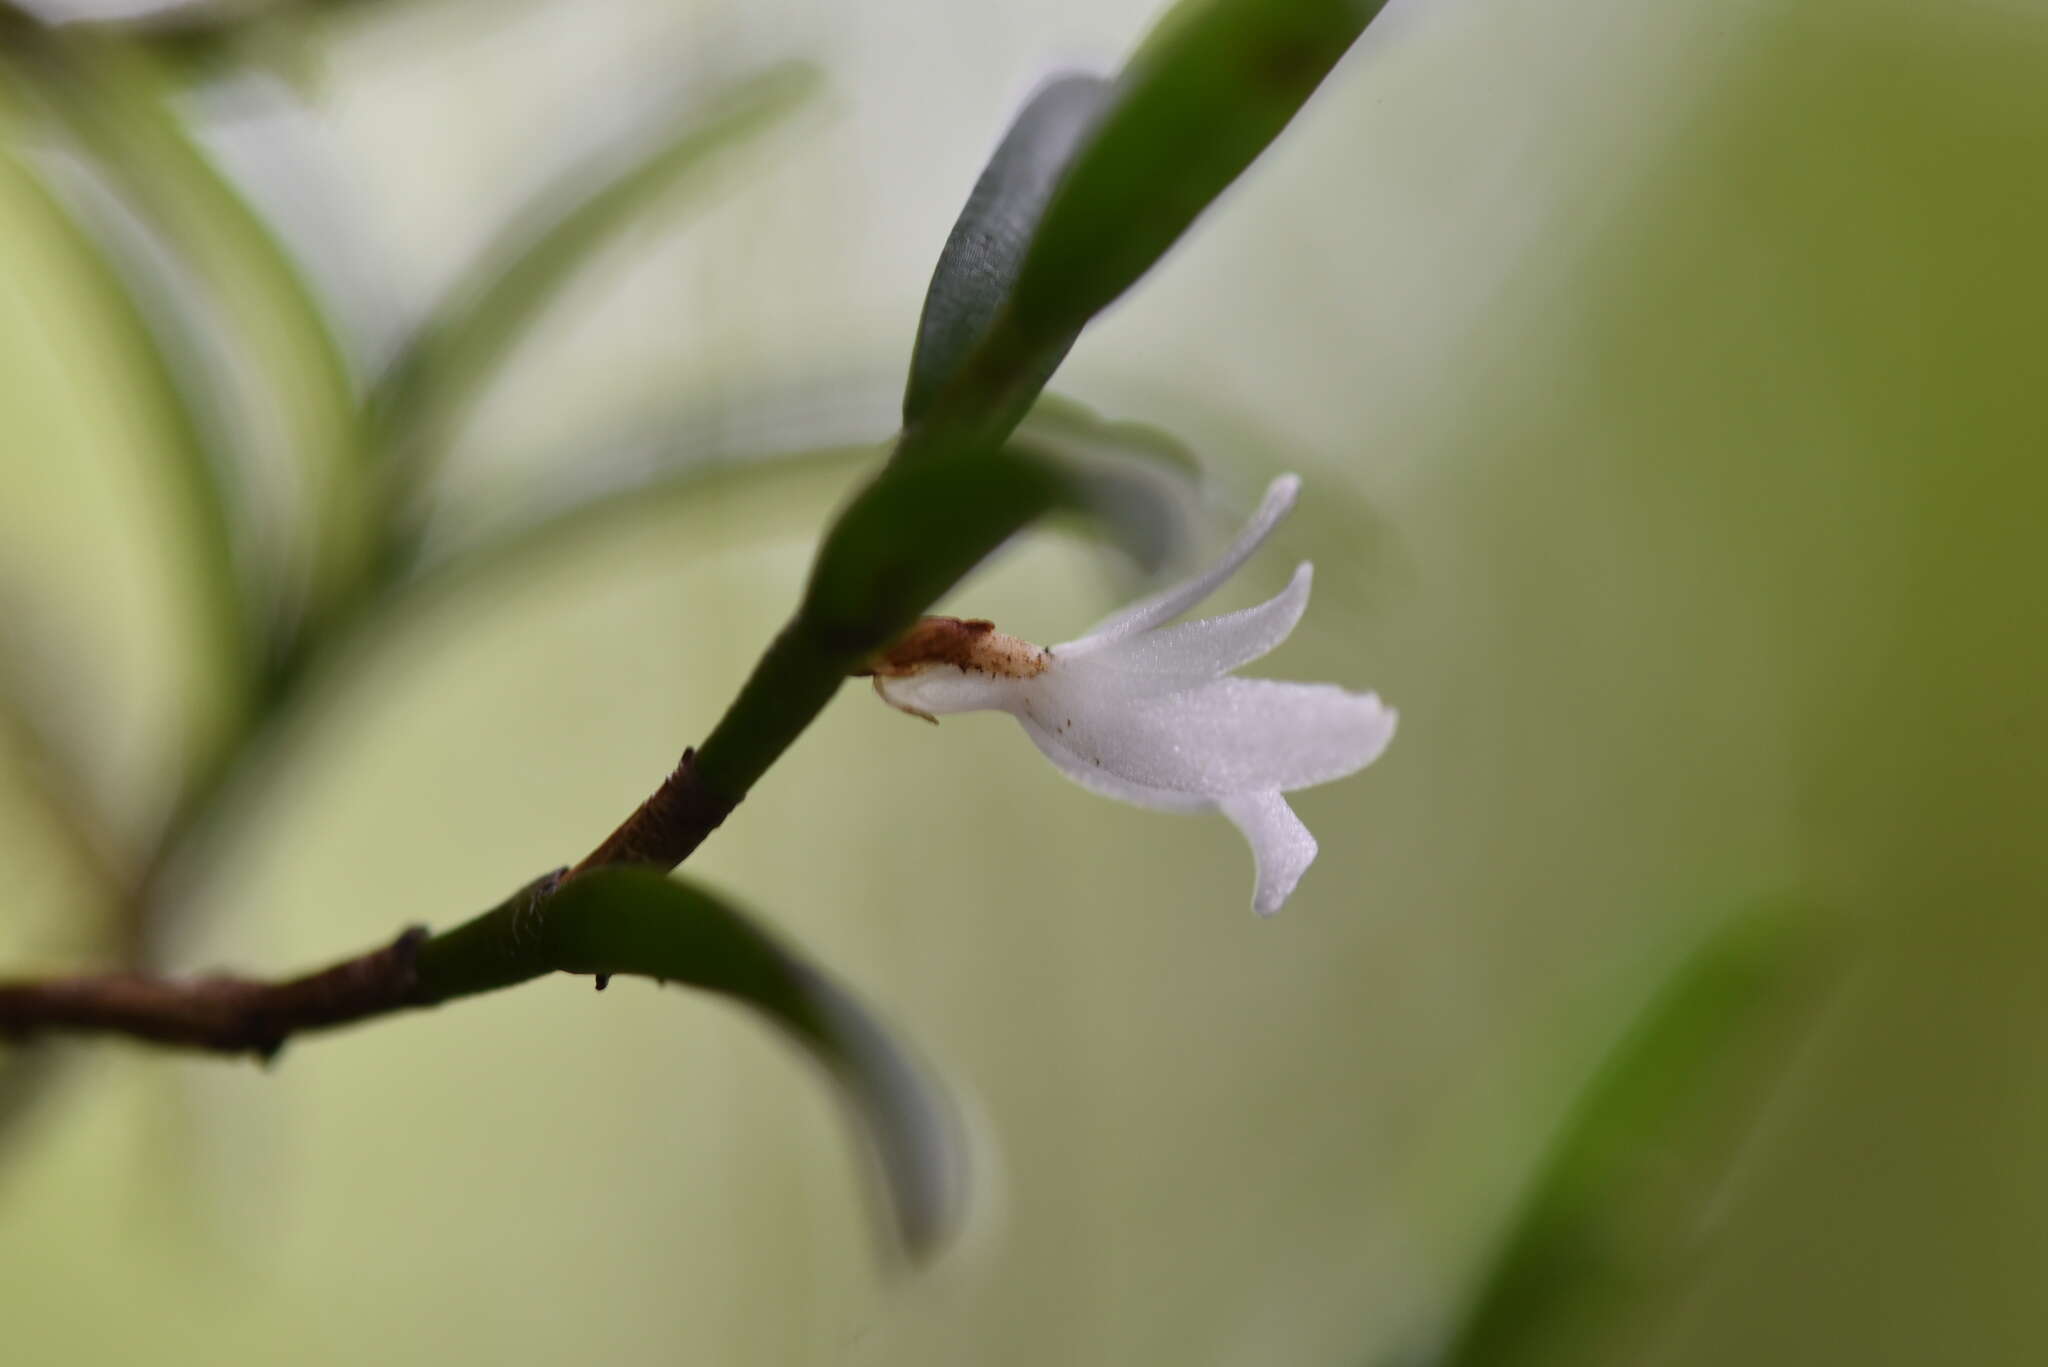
[800,443,1070,645]
[1008,0,1388,346]
[1422,904,1842,1367]
[681,443,1064,805]
[897,0,1392,462]
[416,867,962,1258]
[368,63,820,502]
[902,73,1111,427]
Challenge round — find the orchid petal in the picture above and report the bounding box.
[1217,792,1317,916]
[1062,562,1312,681]
[1062,474,1300,653]
[1034,675,1396,796]
[1016,716,1212,813]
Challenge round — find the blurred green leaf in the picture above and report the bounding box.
[1421,905,1842,1367]
[898,0,1390,463]
[0,145,255,759]
[368,62,820,504]
[2,27,367,655]
[0,632,128,914]
[416,866,962,1258]
[402,445,878,604]
[16,0,391,74]
[902,73,1110,428]
[1009,393,1203,574]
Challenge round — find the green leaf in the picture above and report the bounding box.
[902,73,1111,427]
[416,867,962,1258]
[1007,0,1387,346]
[0,143,256,762]
[687,443,1068,804]
[2,28,368,657]
[1422,904,1842,1367]
[1009,394,1203,574]
[896,0,1390,465]
[368,62,820,503]
[799,442,1072,644]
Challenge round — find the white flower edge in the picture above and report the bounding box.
[871,475,1395,915]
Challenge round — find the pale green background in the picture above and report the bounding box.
[1,0,2043,1362]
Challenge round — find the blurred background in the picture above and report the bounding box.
[1,0,2045,1362]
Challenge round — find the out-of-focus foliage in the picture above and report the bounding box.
[418,867,964,1256]
[1420,903,1840,1367]
[0,0,2044,1364]
[368,61,822,503]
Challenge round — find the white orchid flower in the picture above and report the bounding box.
[870,476,1395,915]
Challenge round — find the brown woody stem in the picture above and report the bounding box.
[569,748,738,877]
[0,744,734,1059]
[0,927,431,1059]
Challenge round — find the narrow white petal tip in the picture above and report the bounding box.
[1249,476,1302,546]
[1064,473,1309,650]
[1252,838,1315,916]
[1219,792,1317,917]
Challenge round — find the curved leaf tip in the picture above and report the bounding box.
[903,71,1112,427]
[540,868,966,1259]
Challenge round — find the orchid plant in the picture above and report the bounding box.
[0,6,1862,1360]
[0,0,1400,1262]
[871,476,1396,914]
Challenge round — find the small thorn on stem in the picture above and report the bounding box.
[593,975,610,992]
